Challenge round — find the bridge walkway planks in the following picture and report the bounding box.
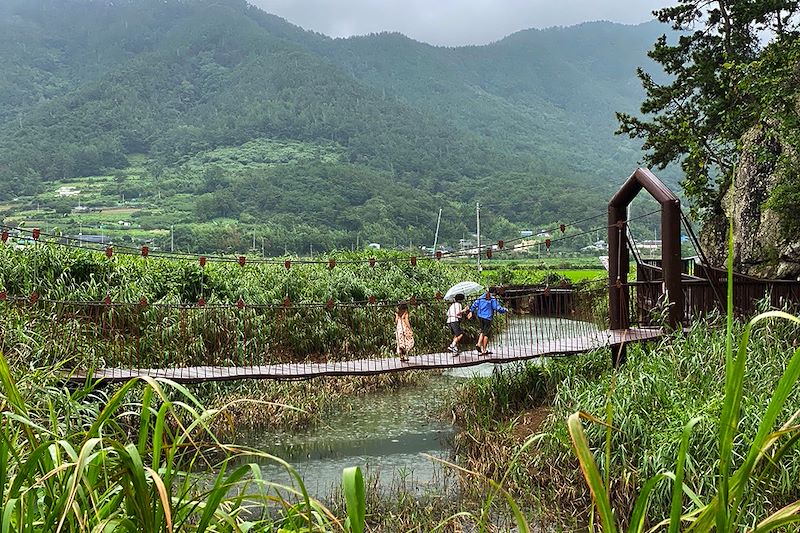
[67,328,663,384]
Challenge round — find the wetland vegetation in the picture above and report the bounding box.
[3,0,800,529]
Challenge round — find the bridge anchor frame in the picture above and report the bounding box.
[608,168,684,341]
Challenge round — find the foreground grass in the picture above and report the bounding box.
[448,314,800,527]
[1,355,539,532]
[0,354,369,531]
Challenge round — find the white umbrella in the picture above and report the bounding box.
[444,281,484,301]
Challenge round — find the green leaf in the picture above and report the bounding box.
[567,412,617,533]
[342,466,365,533]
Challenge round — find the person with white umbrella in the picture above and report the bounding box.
[446,293,471,355]
[443,281,483,356]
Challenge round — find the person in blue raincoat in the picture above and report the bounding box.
[470,290,508,356]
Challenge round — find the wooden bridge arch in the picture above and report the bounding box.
[608,168,683,330]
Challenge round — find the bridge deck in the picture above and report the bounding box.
[67,328,662,384]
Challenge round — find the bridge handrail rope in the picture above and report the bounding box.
[0,213,638,312]
[0,225,636,384]
[477,209,660,259]
[0,278,609,309]
[0,209,648,267]
[0,282,634,383]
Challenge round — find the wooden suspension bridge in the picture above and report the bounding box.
[68,327,663,384]
[2,169,799,384]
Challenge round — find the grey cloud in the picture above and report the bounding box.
[251,0,672,46]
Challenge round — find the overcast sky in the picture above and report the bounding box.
[251,0,673,46]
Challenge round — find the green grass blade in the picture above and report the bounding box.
[669,417,701,533]
[85,379,142,439]
[751,500,800,533]
[342,466,365,533]
[718,215,735,533]
[567,412,616,533]
[626,474,665,533]
[196,463,250,531]
[151,402,170,470]
[136,385,153,455]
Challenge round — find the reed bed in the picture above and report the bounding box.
[448,310,800,529]
[0,351,370,532]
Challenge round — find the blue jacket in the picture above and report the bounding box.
[470,293,507,320]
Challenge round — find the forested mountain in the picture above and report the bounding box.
[0,0,669,253]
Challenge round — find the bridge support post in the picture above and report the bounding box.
[661,197,684,328]
[608,203,629,368]
[608,168,685,365]
[608,205,630,331]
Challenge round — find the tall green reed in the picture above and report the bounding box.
[0,351,366,532]
[568,225,800,531]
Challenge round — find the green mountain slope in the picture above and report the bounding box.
[0,0,668,253]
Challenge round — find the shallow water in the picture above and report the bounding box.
[240,316,594,497]
[239,375,456,496]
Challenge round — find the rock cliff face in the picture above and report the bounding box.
[700,126,800,280]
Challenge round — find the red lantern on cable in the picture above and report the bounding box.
[486,247,493,259]
[410,256,417,266]
[545,238,551,250]
[368,295,376,304]
[238,256,246,267]
[199,256,207,268]
[139,296,148,308]
[435,251,442,260]
[103,294,112,306]
[369,257,376,267]
[105,246,113,259]
[32,228,40,241]
[198,297,206,308]
[283,297,292,308]
[29,292,39,304]
[237,297,245,309]
[284,260,291,270]
[498,240,504,249]
[326,298,334,310]
[141,246,149,257]
[328,258,336,270]
[544,287,551,296]
[560,223,566,233]
[0,291,7,301]
[1,231,8,243]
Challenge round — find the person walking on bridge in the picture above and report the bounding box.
[395,301,415,362]
[470,290,507,356]
[446,293,470,355]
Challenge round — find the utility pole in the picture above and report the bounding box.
[476,202,482,272]
[252,228,256,251]
[170,225,174,252]
[261,237,265,256]
[432,208,442,256]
